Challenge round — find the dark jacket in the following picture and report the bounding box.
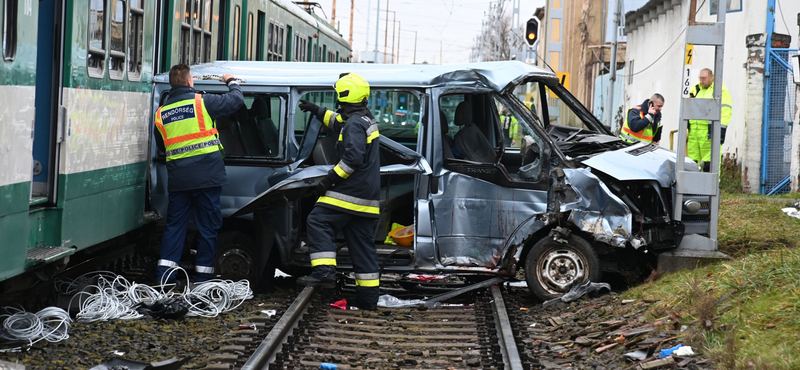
[316,107,381,218]
[627,98,663,143]
[157,82,244,192]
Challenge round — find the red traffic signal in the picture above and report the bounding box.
[525,18,539,46]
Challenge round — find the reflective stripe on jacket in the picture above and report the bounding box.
[318,109,381,217]
[155,94,222,161]
[620,105,660,143]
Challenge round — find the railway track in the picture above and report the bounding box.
[241,284,527,370]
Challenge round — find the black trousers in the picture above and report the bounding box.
[307,206,380,302]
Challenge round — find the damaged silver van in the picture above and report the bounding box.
[149,61,707,300]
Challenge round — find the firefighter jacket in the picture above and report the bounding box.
[688,82,732,163]
[154,83,244,192]
[620,99,662,144]
[315,107,381,218]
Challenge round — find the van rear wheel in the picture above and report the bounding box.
[216,230,260,283]
[524,234,601,301]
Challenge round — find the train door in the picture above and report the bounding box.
[31,0,65,205]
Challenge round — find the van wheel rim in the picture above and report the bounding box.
[537,249,586,295]
[218,248,253,279]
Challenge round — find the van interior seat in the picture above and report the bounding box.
[311,130,338,165]
[452,101,496,163]
[216,114,246,156]
[251,98,280,156]
[236,106,268,155]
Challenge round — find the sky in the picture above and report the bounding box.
[308,0,545,65]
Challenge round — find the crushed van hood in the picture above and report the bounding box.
[581,143,699,188]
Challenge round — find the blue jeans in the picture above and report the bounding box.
[157,186,222,282]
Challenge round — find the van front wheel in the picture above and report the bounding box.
[524,234,601,301]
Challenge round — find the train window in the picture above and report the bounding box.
[285,26,292,61]
[216,0,226,60]
[216,94,286,158]
[202,0,212,62]
[180,0,190,64]
[246,12,253,60]
[277,26,283,61]
[128,0,144,80]
[232,5,240,60]
[3,0,18,61]
[192,0,201,27]
[88,0,106,77]
[267,22,273,61]
[109,0,126,80]
[256,11,264,61]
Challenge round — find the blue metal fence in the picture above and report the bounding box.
[761,48,797,195]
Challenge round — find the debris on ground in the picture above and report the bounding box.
[542,280,611,307]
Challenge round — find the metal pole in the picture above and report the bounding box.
[413,31,417,64]
[374,0,380,63]
[331,0,337,27]
[397,21,401,63]
[440,40,443,64]
[349,0,354,58]
[605,0,622,131]
[384,0,389,63]
[391,13,396,63]
[366,0,371,52]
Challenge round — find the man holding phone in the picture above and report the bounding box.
[619,93,665,145]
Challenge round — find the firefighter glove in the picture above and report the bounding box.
[316,176,334,195]
[299,100,320,116]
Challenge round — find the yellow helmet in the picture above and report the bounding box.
[334,73,370,104]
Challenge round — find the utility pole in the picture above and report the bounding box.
[391,13,396,63]
[373,0,380,63]
[604,0,622,131]
[440,40,443,65]
[396,21,401,64]
[349,0,354,58]
[366,0,371,52]
[331,0,336,28]
[384,0,389,63]
[413,31,417,64]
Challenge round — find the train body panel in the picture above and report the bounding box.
[0,0,350,286]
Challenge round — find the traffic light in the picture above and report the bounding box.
[525,18,539,46]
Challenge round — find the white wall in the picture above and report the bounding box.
[626,0,777,152]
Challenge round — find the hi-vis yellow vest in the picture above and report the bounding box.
[154,94,222,161]
[619,105,659,143]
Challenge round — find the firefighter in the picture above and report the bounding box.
[296,73,381,310]
[620,93,664,145]
[688,68,732,172]
[154,64,244,283]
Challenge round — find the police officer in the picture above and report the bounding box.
[499,107,521,147]
[296,73,381,310]
[620,93,665,145]
[688,68,732,172]
[154,64,244,283]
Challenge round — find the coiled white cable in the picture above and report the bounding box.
[0,306,72,352]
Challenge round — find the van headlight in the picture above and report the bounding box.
[683,200,702,213]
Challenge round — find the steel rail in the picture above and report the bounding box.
[490,284,524,370]
[241,286,316,370]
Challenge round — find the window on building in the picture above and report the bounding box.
[3,0,18,61]
[109,0,126,79]
[232,5,240,60]
[127,0,144,80]
[88,0,106,76]
[256,11,264,60]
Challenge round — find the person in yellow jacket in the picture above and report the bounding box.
[619,94,664,145]
[499,107,522,147]
[688,68,732,172]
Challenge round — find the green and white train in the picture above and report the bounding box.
[0,0,349,297]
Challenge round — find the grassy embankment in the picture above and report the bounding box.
[624,193,800,369]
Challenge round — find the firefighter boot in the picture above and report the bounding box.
[296,265,337,288]
[354,286,380,311]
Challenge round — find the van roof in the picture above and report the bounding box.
[154,61,556,92]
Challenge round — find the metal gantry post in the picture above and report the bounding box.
[663,0,730,268]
